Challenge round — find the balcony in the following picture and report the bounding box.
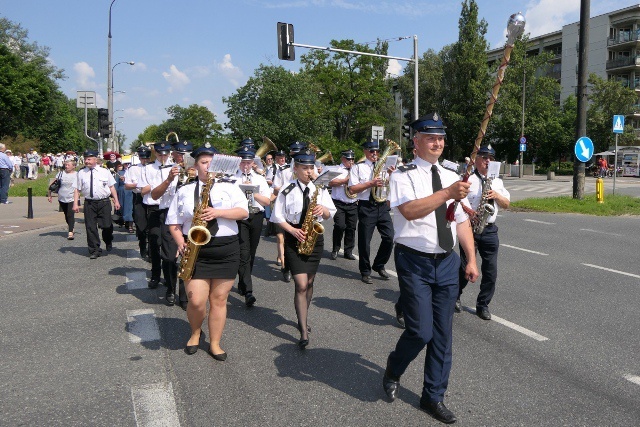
[607,31,640,47]
[606,56,640,70]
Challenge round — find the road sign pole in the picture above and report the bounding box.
[613,133,618,195]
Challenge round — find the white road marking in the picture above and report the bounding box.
[582,263,640,279]
[580,228,624,237]
[126,271,149,290]
[126,309,161,343]
[470,308,549,341]
[131,382,180,427]
[523,219,556,225]
[128,248,142,261]
[126,234,137,242]
[501,244,548,256]
[624,375,640,386]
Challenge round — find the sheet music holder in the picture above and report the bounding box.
[313,169,342,187]
[238,184,260,193]
[384,154,398,169]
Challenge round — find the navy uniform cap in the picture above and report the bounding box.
[235,146,257,160]
[341,149,355,160]
[172,140,193,154]
[477,144,495,157]
[190,142,218,159]
[154,141,172,154]
[136,146,152,159]
[288,141,306,154]
[293,148,316,165]
[361,139,380,150]
[240,138,255,147]
[83,149,99,158]
[274,149,286,157]
[410,112,446,135]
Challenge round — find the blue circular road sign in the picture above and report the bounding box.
[574,136,594,163]
[519,136,526,144]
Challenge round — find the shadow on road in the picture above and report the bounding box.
[313,296,395,326]
[226,294,299,343]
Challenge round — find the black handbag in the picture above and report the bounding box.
[48,172,62,193]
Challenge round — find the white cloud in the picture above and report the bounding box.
[124,107,151,120]
[74,61,97,89]
[386,59,402,77]
[132,62,147,72]
[523,0,580,38]
[216,54,243,87]
[201,100,214,110]
[162,64,190,93]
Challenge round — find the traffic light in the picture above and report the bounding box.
[277,22,295,61]
[98,108,110,137]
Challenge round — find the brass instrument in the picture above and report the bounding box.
[371,139,400,203]
[257,136,278,173]
[344,155,364,199]
[307,142,321,153]
[297,184,325,255]
[471,177,495,234]
[316,151,333,164]
[178,172,215,281]
[166,131,179,144]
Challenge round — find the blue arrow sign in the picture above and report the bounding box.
[574,136,593,162]
[613,115,624,134]
[519,143,527,152]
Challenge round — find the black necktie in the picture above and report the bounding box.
[89,168,94,199]
[299,186,310,226]
[432,165,454,252]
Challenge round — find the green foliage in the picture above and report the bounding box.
[511,194,640,216]
[8,174,51,197]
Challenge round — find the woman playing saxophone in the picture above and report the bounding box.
[166,145,248,361]
[270,148,336,349]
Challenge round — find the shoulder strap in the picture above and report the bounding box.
[281,182,296,196]
[397,164,417,173]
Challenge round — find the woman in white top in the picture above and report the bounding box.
[47,158,78,240]
[166,145,248,361]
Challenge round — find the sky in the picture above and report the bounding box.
[1,0,637,149]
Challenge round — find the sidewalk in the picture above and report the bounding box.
[0,196,66,237]
[502,174,572,182]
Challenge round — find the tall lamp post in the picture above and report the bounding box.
[109,61,134,152]
[107,0,116,153]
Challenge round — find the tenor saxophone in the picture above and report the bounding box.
[471,177,495,234]
[178,172,214,281]
[371,139,400,203]
[297,185,325,255]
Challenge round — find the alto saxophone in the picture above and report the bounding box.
[471,177,496,234]
[178,172,215,281]
[297,185,325,255]
[371,139,400,203]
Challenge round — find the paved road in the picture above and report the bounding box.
[1,196,639,426]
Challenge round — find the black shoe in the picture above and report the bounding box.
[184,330,205,355]
[148,279,160,289]
[298,339,309,349]
[361,275,373,284]
[166,293,175,306]
[454,299,462,313]
[394,303,405,329]
[373,268,390,279]
[282,269,291,283]
[245,293,256,307]
[383,369,400,401]
[208,350,227,361]
[89,252,99,260]
[330,251,338,260]
[476,306,491,320]
[420,401,457,424]
[140,249,148,259]
[344,253,356,260]
[106,243,112,251]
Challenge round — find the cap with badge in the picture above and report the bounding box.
[235,145,257,160]
[240,138,255,148]
[136,145,152,159]
[83,149,99,158]
[410,112,447,135]
[154,141,172,155]
[477,144,495,157]
[173,140,193,154]
[293,148,316,165]
[288,141,306,154]
[361,139,380,151]
[190,142,218,159]
[274,149,287,158]
[341,149,355,160]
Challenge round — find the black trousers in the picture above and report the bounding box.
[146,205,163,281]
[458,223,499,308]
[83,198,113,254]
[357,200,394,275]
[237,211,264,294]
[159,208,178,295]
[58,201,75,232]
[332,199,358,255]
[133,194,148,255]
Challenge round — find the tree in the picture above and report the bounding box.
[440,0,491,160]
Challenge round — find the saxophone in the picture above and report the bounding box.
[471,177,495,234]
[297,185,325,255]
[371,139,400,202]
[178,172,215,281]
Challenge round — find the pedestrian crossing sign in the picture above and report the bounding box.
[613,115,624,134]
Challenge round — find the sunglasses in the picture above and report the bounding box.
[479,155,495,161]
[368,149,380,153]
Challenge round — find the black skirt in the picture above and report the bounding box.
[191,235,240,280]
[284,232,324,276]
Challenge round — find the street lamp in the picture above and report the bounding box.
[114,118,125,152]
[109,61,134,151]
[114,90,126,95]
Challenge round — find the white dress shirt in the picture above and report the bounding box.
[124,163,146,194]
[271,180,336,225]
[348,160,375,201]
[234,170,272,212]
[330,163,357,204]
[76,166,115,200]
[57,171,78,203]
[139,159,175,207]
[465,173,510,224]
[389,157,468,254]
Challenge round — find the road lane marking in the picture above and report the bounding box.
[580,228,624,237]
[582,263,640,279]
[126,272,149,290]
[469,308,549,341]
[523,219,556,225]
[624,375,640,386]
[501,244,548,256]
[126,309,161,343]
[131,382,180,427]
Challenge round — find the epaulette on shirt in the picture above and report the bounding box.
[281,182,296,196]
[279,164,290,170]
[397,164,417,172]
[357,160,365,164]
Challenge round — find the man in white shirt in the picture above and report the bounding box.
[328,149,358,260]
[124,146,152,260]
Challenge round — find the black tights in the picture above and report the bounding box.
[293,273,315,341]
[59,201,75,232]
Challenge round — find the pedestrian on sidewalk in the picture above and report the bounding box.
[48,158,78,239]
[0,143,14,204]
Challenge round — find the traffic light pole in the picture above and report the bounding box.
[83,102,101,156]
